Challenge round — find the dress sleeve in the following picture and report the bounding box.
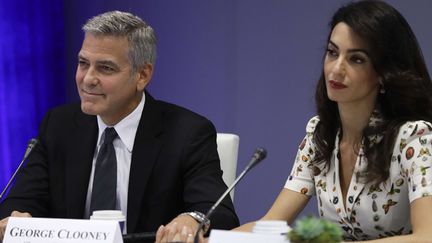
[397,121,432,203]
[284,116,320,196]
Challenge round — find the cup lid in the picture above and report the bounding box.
[254,220,288,227]
[90,210,125,221]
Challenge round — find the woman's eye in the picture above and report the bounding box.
[326,48,338,57]
[350,55,366,64]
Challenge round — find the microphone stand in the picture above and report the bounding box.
[119,148,267,243]
[0,138,38,201]
[193,147,267,243]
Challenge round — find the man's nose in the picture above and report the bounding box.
[82,67,98,85]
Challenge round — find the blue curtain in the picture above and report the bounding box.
[0,1,66,191]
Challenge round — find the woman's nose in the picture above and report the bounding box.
[332,57,346,75]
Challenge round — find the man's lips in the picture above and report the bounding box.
[328,80,347,89]
[82,89,104,96]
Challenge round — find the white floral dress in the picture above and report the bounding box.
[284,115,432,241]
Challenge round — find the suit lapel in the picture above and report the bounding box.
[65,108,98,218]
[127,93,163,232]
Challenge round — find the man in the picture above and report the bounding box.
[0,11,239,241]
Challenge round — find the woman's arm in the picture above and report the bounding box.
[233,188,310,232]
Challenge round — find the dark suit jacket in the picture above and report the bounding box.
[0,92,239,233]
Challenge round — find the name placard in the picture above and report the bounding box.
[4,217,123,243]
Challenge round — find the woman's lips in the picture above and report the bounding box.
[328,80,347,89]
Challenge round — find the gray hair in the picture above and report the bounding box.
[83,11,157,72]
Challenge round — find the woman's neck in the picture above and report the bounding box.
[338,101,375,145]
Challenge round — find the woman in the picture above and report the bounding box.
[236,0,432,242]
[156,1,432,242]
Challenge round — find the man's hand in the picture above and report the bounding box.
[0,211,32,242]
[155,214,204,243]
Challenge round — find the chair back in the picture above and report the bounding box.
[216,133,239,200]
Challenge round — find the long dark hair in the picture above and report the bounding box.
[314,0,432,184]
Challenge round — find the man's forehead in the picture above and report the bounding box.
[78,34,130,63]
[78,51,117,62]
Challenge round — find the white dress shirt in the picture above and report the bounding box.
[84,93,145,233]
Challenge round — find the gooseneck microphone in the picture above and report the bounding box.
[0,138,38,201]
[121,147,267,243]
[193,147,267,243]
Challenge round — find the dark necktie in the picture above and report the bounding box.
[90,127,118,214]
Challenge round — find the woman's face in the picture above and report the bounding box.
[324,22,380,107]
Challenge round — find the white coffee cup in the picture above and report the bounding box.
[252,220,291,235]
[90,210,126,232]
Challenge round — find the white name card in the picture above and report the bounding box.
[208,229,289,243]
[4,217,123,243]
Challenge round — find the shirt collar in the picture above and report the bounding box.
[96,93,145,152]
[366,108,385,146]
[368,108,384,128]
[335,107,385,150]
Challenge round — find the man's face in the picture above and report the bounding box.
[76,33,151,125]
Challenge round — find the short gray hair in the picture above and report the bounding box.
[83,11,157,72]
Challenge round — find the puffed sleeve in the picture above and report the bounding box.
[396,121,432,203]
[284,116,320,196]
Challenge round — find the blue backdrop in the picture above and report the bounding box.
[2,0,432,224]
[0,1,66,192]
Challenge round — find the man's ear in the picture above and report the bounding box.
[136,63,153,91]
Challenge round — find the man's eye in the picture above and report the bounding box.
[101,66,115,72]
[78,60,88,66]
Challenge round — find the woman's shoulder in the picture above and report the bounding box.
[396,120,432,141]
[306,116,320,134]
[393,120,432,157]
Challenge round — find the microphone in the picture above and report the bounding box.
[0,138,38,201]
[193,147,267,243]
[121,147,267,243]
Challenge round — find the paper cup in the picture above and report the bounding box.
[90,210,125,232]
[252,220,290,235]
